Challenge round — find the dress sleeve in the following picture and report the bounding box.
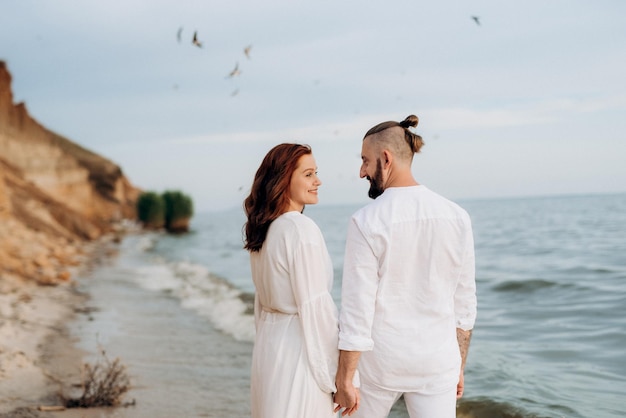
[338,217,378,352]
[455,221,477,331]
[290,233,339,394]
[254,291,261,332]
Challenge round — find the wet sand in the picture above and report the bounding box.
[1,232,255,418]
[64,235,254,418]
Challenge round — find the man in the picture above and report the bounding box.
[333,115,477,417]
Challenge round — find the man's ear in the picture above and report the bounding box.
[382,150,393,168]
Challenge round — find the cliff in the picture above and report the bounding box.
[0,61,140,284]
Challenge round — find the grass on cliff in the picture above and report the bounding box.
[61,349,132,408]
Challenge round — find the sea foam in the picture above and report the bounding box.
[131,257,255,342]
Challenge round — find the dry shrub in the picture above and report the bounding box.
[62,351,131,408]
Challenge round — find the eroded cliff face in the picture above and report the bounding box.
[0,61,141,284]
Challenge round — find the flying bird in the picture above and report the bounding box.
[231,89,240,97]
[471,16,481,26]
[244,45,252,59]
[177,26,183,43]
[192,31,203,48]
[227,62,241,78]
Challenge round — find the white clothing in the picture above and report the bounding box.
[339,185,477,394]
[351,380,456,418]
[250,211,338,418]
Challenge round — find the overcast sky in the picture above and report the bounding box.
[2,0,625,211]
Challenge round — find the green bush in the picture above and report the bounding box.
[136,192,165,229]
[162,190,194,233]
[136,190,193,232]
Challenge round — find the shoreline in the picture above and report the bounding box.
[1,230,255,418]
[0,238,121,418]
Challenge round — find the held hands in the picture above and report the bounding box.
[333,385,360,416]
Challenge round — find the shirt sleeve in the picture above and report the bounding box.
[455,221,477,331]
[290,231,339,394]
[338,217,378,352]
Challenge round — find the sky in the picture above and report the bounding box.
[1,0,625,212]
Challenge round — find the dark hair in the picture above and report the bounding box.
[364,114,424,155]
[243,143,312,252]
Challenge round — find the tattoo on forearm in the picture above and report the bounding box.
[456,328,472,369]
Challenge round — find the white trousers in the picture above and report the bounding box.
[351,380,457,418]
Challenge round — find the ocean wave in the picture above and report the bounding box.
[135,234,159,252]
[131,259,255,343]
[560,265,620,276]
[492,279,559,293]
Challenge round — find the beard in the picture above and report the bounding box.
[367,159,385,199]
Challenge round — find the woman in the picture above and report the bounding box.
[244,143,351,417]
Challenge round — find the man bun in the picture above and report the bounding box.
[400,115,423,154]
[399,114,419,129]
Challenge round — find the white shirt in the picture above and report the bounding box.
[338,185,477,393]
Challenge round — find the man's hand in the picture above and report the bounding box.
[334,386,360,416]
[334,350,361,416]
[456,328,472,399]
[456,370,465,399]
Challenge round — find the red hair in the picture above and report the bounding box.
[243,143,312,252]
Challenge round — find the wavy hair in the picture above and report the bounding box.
[243,143,312,252]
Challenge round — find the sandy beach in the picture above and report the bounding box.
[0,239,125,418]
[1,231,255,418]
[0,274,81,417]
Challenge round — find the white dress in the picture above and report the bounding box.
[250,211,338,418]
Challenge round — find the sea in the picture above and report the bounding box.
[70,192,626,418]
